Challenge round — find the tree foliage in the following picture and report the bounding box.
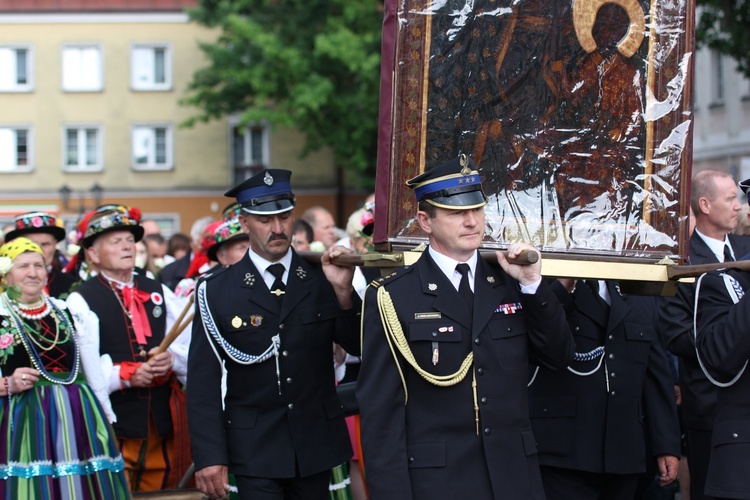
[182,0,384,187]
[696,0,750,78]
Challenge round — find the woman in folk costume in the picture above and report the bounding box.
[0,237,128,499]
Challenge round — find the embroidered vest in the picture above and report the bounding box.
[76,273,172,439]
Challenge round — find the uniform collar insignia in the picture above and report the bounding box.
[487,276,495,284]
[428,283,437,291]
[295,266,307,280]
[243,272,256,286]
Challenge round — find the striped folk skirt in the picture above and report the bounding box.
[0,376,129,499]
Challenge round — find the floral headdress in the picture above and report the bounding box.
[207,218,248,262]
[81,205,144,249]
[4,211,66,243]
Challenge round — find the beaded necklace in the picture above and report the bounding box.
[9,295,51,321]
[1,293,80,385]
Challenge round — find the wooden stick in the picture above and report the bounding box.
[152,294,195,356]
[299,248,539,267]
[667,259,750,280]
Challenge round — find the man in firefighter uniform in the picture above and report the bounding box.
[187,169,361,499]
[357,155,575,499]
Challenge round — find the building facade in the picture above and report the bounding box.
[0,0,367,239]
[692,46,750,183]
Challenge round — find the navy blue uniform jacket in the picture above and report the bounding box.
[530,281,680,474]
[696,268,750,499]
[357,251,574,499]
[187,251,361,478]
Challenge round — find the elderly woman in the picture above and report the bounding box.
[0,237,128,499]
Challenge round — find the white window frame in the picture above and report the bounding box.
[61,43,103,92]
[131,123,173,171]
[130,42,172,91]
[0,45,33,92]
[231,122,270,167]
[62,124,104,172]
[0,125,33,173]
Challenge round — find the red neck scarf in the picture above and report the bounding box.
[121,285,153,345]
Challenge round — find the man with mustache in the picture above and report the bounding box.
[188,169,361,499]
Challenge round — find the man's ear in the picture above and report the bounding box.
[698,197,711,216]
[87,246,100,266]
[416,211,432,235]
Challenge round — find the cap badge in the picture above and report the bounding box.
[264,171,274,186]
[459,153,471,176]
[231,316,242,329]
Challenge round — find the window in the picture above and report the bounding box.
[232,124,269,183]
[132,124,172,170]
[64,126,102,171]
[0,127,31,172]
[62,44,102,91]
[0,45,32,92]
[131,44,171,91]
[711,50,724,105]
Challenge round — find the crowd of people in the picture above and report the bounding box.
[0,164,748,499]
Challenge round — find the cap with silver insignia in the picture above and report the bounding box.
[405,154,488,209]
[224,169,296,215]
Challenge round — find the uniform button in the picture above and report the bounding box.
[484,428,491,436]
[610,391,616,397]
[481,397,488,404]
[507,327,512,332]
[279,324,285,330]
[732,433,739,439]
[477,367,485,375]
[409,457,415,463]
[282,350,289,357]
[608,354,615,360]
[474,338,481,345]
[432,332,438,337]
[639,331,643,337]
[610,372,616,378]
[540,302,548,309]
[543,408,548,414]
[608,335,614,340]
[575,326,580,332]
[227,420,232,424]
[286,377,293,384]
[288,403,294,410]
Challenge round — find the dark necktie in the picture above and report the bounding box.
[267,263,286,303]
[724,244,735,263]
[456,263,473,315]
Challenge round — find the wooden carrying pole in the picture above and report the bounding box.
[300,248,539,267]
[152,293,195,356]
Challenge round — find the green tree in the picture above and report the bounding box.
[696,0,750,78]
[182,0,384,188]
